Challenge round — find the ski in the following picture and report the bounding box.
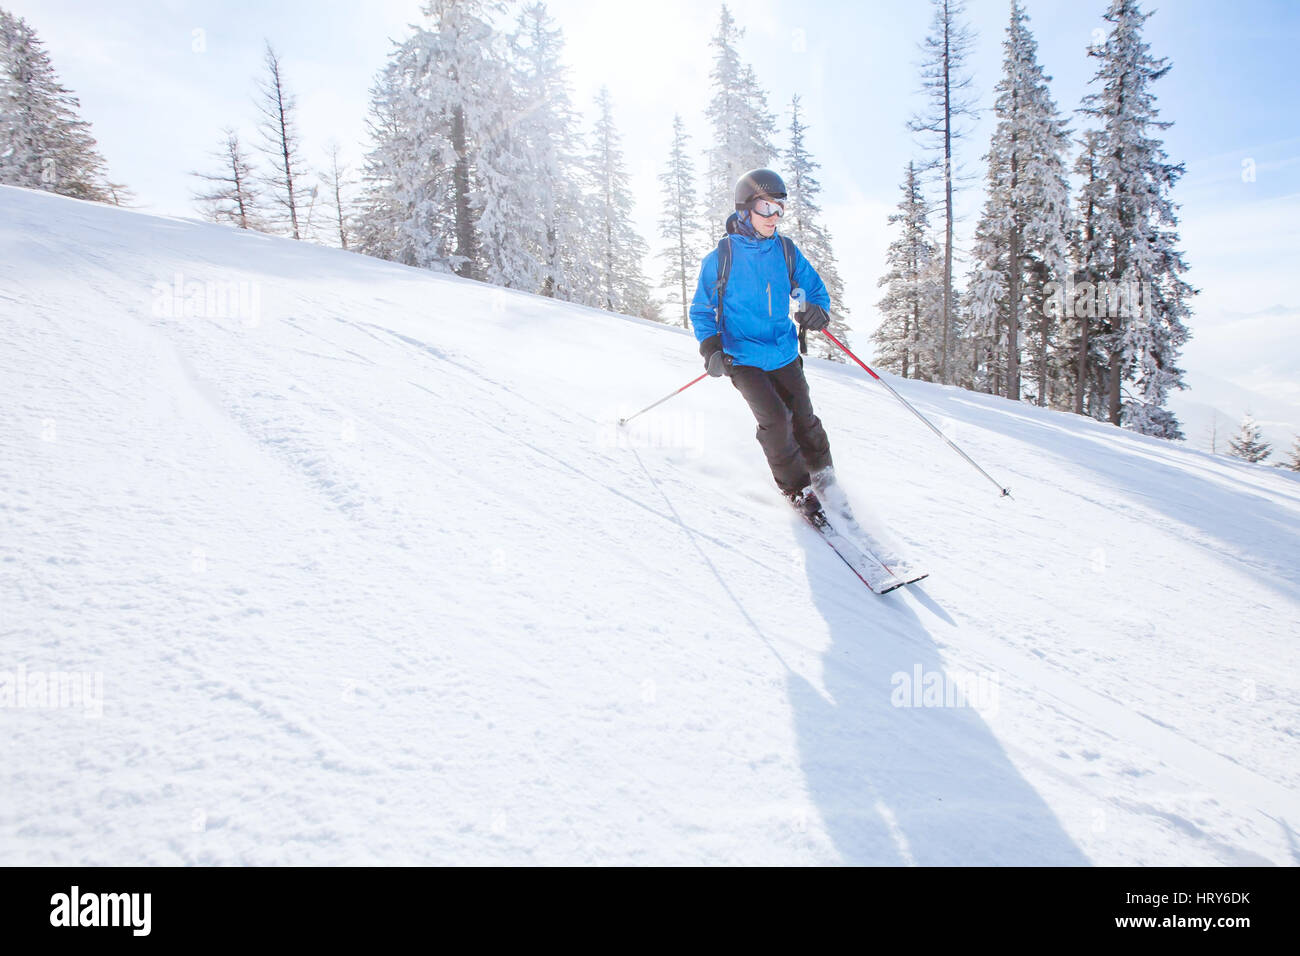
[799,507,907,595]
[846,522,929,585]
[811,471,929,586]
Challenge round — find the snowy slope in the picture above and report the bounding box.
[2,185,1297,866]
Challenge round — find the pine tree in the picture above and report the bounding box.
[1279,436,1300,472]
[352,0,514,281]
[474,74,540,290]
[353,53,454,269]
[426,0,522,285]
[704,5,777,230]
[587,86,652,317]
[908,0,978,386]
[967,0,1072,405]
[874,162,944,381]
[103,179,133,206]
[508,1,588,299]
[1064,128,1112,418]
[0,9,112,201]
[1227,415,1271,464]
[191,128,262,229]
[949,280,975,388]
[657,114,703,328]
[783,94,849,362]
[1079,0,1195,439]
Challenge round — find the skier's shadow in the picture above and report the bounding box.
[789,535,1090,865]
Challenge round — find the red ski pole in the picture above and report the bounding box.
[819,329,1012,498]
[619,373,709,427]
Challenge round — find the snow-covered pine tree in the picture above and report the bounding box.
[423,0,524,285]
[967,0,1072,405]
[704,5,777,230]
[949,278,975,388]
[507,2,588,299]
[874,162,943,381]
[784,94,849,363]
[1063,128,1113,418]
[587,85,652,317]
[1079,0,1195,439]
[191,128,262,229]
[353,1,517,280]
[0,9,112,201]
[965,212,1006,394]
[908,0,978,386]
[1227,415,1272,464]
[353,52,453,269]
[474,70,540,290]
[657,115,703,328]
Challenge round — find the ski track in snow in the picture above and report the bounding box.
[2,186,1298,866]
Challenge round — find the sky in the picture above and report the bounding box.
[8,0,1300,446]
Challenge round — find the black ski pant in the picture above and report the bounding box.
[730,356,832,496]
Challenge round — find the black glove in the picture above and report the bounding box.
[700,334,733,377]
[799,303,830,333]
[706,350,733,377]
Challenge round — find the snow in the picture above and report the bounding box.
[2,184,1297,865]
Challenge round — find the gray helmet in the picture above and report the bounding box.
[735,168,787,210]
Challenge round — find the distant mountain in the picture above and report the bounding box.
[1174,305,1300,455]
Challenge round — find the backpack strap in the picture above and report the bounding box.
[780,235,808,355]
[714,236,732,340]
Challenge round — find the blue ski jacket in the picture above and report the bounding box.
[689,211,831,371]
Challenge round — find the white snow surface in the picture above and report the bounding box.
[2,185,1298,866]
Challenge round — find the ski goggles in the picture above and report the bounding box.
[750,197,785,218]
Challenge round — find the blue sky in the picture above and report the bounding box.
[9,0,1300,437]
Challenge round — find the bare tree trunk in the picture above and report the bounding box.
[1074,307,1088,415]
[1006,225,1020,401]
[267,50,299,239]
[542,225,556,297]
[332,178,347,250]
[905,244,917,379]
[1107,357,1122,425]
[232,140,251,229]
[450,104,477,280]
[1037,289,1049,406]
[325,144,348,250]
[941,39,954,386]
[277,100,299,239]
[1107,73,1128,427]
[604,145,614,311]
[1005,96,1020,402]
[904,301,914,379]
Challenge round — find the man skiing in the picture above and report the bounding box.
[690,168,837,517]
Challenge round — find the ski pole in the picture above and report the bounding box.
[819,328,1012,498]
[619,372,709,427]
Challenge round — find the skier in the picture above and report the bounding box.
[690,168,836,517]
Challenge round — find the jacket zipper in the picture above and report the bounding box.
[767,282,771,317]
